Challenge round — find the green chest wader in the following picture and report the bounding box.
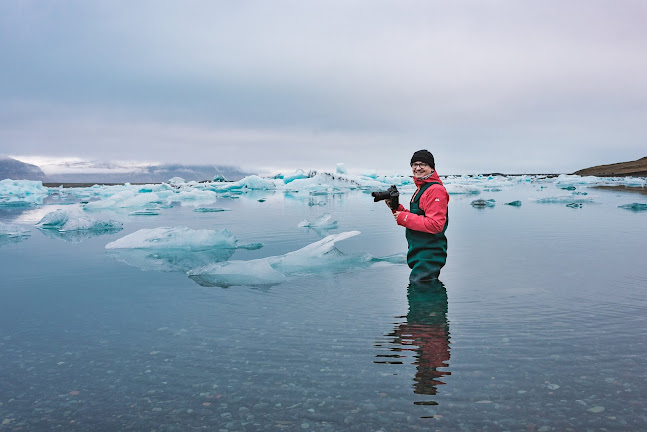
[405,182,448,281]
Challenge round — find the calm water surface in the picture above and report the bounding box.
[1,180,646,431]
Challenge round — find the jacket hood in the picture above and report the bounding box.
[413,170,443,187]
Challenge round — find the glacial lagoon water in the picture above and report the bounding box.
[1,174,646,431]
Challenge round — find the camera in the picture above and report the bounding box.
[372,185,399,210]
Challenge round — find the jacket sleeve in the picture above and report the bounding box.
[396,186,448,234]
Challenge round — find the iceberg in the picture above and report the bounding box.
[128,210,160,216]
[533,196,595,204]
[445,184,480,195]
[209,175,279,191]
[188,231,403,288]
[188,258,287,287]
[0,222,31,247]
[80,183,217,210]
[105,227,262,272]
[618,203,647,212]
[281,169,309,184]
[297,213,339,230]
[0,179,48,207]
[165,189,218,206]
[83,190,163,210]
[336,163,348,174]
[106,226,243,250]
[504,200,522,207]
[192,207,231,212]
[361,170,379,179]
[471,199,496,208]
[37,208,123,233]
[167,177,186,186]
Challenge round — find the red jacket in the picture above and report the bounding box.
[396,171,449,234]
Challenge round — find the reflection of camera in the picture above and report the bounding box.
[372,185,399,210]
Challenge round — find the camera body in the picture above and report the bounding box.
[372,185,399,210]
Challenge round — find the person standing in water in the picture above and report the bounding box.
[388,150,449,282]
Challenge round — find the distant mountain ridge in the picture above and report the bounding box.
[0,157,48,181]
[572,157,647,177]
[0,158,250,183]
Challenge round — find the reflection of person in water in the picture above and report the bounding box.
[377,279,450,399]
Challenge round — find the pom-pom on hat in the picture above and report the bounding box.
[410,150,435,168]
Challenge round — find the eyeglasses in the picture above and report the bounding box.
[411,162,429,168]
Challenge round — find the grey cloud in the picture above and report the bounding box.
[1,1,646,174]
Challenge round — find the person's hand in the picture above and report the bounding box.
[393,211,401,221]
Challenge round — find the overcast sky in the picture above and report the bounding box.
[1,0,645,175]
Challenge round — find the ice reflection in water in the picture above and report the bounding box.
[375,279,450,411]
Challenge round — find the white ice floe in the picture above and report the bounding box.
[281,169,310,184]
[84,190,163,210]
[554,174,646,188]
[0,222,31,247]
[13,169,645,211]
[297,213,339,229]
[533,195,596,204]
[188,231,405,288]
[0,222,31,237]
[444,184,480,195]
[106,226,240,250]
[105,226,262,272]
[36,208,123,232]
[0,179,49,206]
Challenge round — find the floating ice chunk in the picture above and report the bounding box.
[0,222,31,247]
[618,203,647,211]
[84,190,162,210]
[37,208,123,233]
[188,231,367,287]
[284,173,364,193]
[622,177,646,187]
[165,189,218,206]
[107,247,236,272]
[189,258,287,287]
[227,175,279,190]
[167,177,186,186]
[445,184,480,195]
[471,199,496,207]
[212,174,228,182]
[554,174,604,187]
[105,227,261,272]
[282,169,309,184]
[533,196,595,204]
[336,163,348,174]
[273,231,368,273]
[129,210,160,216]
[361,170,379,179]
[193,207,231,212]
[298,213,339,229]
[0,179,48,207]
[504,200,522,206]
[188,231,407,287]
[106,227,240,250]
[0,222,31,237]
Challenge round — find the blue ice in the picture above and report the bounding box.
[187,231,406,288]
[105,227,263,272]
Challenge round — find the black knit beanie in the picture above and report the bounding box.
[410,149,435,168]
